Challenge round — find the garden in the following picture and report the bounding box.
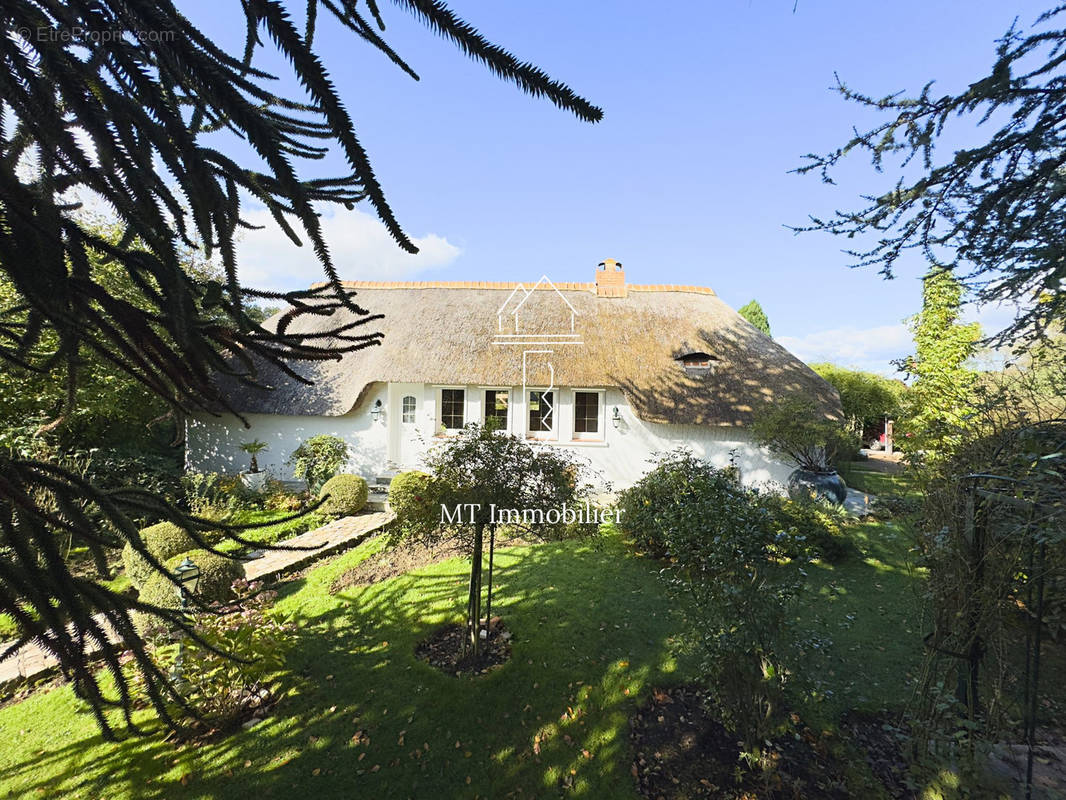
[1,401,1062,799]
[3,3,1066,795]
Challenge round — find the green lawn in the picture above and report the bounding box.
[837,463,921,498]
[0,522,931,798]
[0,531,699,798]
[219,509,328,551]
[794,521,926,724]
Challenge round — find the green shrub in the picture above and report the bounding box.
[317,474,368,517]
[616,450,742,556]
[751,397,855,472]
[182,470,263,513]
[618,450,805,749]
[288,434,349,493]
[263,478,305,511]
[122,522,204,590]
[138,550,245,612]
[760,494,853,564]
[387,470,442,539]
[134,584,294,730]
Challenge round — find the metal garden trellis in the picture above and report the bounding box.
[922,414,1064,800]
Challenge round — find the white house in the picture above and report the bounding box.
[186,261,842,492]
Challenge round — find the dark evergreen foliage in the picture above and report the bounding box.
[796,6,1066,346]
[0,0,600,737]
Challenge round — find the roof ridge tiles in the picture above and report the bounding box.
[309,280,715,295]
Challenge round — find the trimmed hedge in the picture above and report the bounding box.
[138,550,245,611]
[387,470,441,536]
[317,474,369,517]
[122,522,202,590]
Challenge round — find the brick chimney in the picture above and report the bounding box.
[596,258,626,297]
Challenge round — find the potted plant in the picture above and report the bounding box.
[751,399,851,504]
[239,439,269,491]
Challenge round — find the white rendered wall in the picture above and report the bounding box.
[186,383,793,492]
[186,384,390,481]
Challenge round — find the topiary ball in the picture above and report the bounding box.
[122,522,202,590]
[138,550,245,610]
[317,473,369,517]
[135,550,246,636]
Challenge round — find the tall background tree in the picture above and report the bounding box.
[0,0,600,737]
[738,299,772,337]
[809,362,905,442]
[797,5,1066,346]
[898,269,981,460]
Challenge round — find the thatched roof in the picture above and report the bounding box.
[220,281,841,427]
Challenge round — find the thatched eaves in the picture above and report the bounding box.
[219,281,842,427]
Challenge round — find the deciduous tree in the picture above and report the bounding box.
[394,424,593,660]
[809,363,905,440]
[899,270,981,460]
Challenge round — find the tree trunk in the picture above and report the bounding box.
[485,525,497,632]
[465,523,485,659]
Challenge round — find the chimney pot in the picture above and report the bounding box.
[595,258,626,297]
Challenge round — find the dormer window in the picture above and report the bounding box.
[675,351,717,376]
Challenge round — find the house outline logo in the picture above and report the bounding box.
[494,275,582,344]
[491,274,584,432]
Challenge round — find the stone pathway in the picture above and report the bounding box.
[243,510,392,581]
[0,510,393,687]
[843,487,877,518]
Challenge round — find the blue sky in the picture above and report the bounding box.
[182,0,1046,373]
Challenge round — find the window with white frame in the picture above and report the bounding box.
[438,388,465,431]
[401,395,416,424]
[573,390,604,440]
[484,389,509,430]
[527,389,555,438]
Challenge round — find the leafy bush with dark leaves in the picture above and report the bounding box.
[618,450,807,749]
[760,494,854,564]
[388,470,442,539]
[615,450,725,556]
[134,581,293,733]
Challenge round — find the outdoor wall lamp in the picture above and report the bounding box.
[171,556,200,687]
[370,399,383,422]
[612,407,622,429]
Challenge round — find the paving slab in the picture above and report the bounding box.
[843,487,878,518]
[0,510,393,687]
[244,510,392,581]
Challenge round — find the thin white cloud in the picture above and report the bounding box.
[778,324,912,376]
[234,206,461,292]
